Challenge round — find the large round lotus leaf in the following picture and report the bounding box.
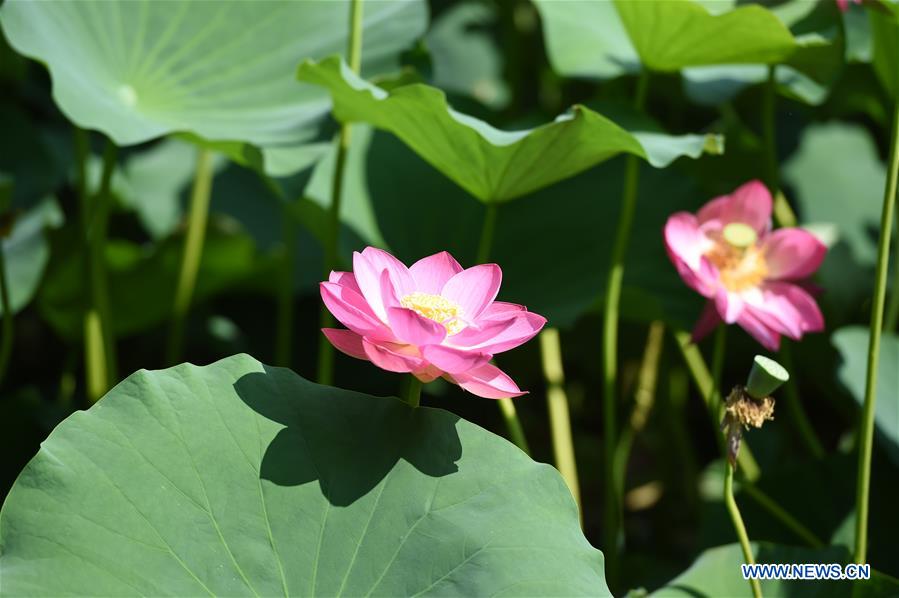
[0,0,426,146]
[0,354,608,596]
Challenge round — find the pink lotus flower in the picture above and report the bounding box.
[320,247,547,399]
[836,0,862,12]
[664,180,826,351]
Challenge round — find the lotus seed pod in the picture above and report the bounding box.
[745,355,789,399]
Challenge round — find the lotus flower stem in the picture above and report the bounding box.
[602,69,649,580]
[318,0,364,385]
[763,65,797,228]
[276,216,297,367]
[613,321,664,525]
[498,397,530,453]
[760,67,826,459]
[0,234,11,386]
[166,148,213,366]
[83,138,118,401]
[540,328,581,511]
[402,375,422,408]
[854,99,899,564]
[885,211,899,331]
[672,328,760,480]
[725,461,762,598]
[777,344,825,458]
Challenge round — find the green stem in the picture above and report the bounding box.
[166,148,214,365]
[84,140,118,402]
[739,479,824,548]
[725,462,763,598]
[763,65,797,228]
[885,208,899,331]
[614,321,664,528]
[602,70,649,582]
[403,375,422,408]
[0,242,12,386]
[540,328,581,511]
[778,343,825,458]
[275,214,297,367]
[317,0,364,385]
[475,201,530,454]
[854,98,899,564]
[672,328,760,480]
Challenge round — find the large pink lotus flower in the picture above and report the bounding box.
[320,247,547,399]
[664,180,826,351]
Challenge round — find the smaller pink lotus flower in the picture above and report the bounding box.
[664,180,826,351]
[320,247,546,399]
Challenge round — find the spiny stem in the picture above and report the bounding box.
[725,462,763,598]
[540,328,581,512]
[317,0,364,385]
[602,69,649,584]
[476,201,530,454]
[854,98,899,564]
[166,148,213,365]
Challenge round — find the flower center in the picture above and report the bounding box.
[400,292,465,335]
[705,223,768,292]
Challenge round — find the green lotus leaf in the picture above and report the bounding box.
[0,0,427,166]
[871,2,899,98]
[297,56,723,203]
[649,542,898,597]
[833,327,899,468]
[0,354,609,596]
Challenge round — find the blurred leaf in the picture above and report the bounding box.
[0,0,426,173]
[833,327,899,468]
[426,2,509,109]
[38,221,278,341]
[0,354,609,596]
[614,0,795,71]
[298,56,723,202]
[533,0,639,79]
[871,3,899,98]
[1,196,64,316]
[650,542,897,597]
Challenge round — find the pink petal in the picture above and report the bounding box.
[759,282,825,336]
[697,180,772,234]
[352,247,415,321]
[320,282,392,340]
[480,301,526,320]
[421,344,490,374]
[328,271,362,294]
[441,264,502,321]
[453,311,547,354]
[387,307,447,346]
[691,301,722,344]
[736,307,782,351]
[321,328,368,360]
[362,338,423,373]
[763,228,827,280]
[449,363,527,399]
[409,251,463,294]
[714,288,744,324]
[664,212,706,272]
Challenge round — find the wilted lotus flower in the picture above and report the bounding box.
[320,247,546,398]
[664,180,826,351]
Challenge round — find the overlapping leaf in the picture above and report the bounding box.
[0,0,426,172]
[298,56,722,203]
[0,354,609,596]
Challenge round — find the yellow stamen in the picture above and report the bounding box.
[400,292,465,335]
[705,223,768,292]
